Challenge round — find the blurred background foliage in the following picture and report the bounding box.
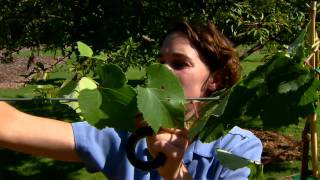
[0,0,311,69]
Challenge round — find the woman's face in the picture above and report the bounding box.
[158,32,216,100]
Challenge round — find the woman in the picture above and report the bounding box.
[0,21,262,179]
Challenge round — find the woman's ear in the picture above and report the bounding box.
[207,70,222,92]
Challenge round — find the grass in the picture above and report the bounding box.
[264,161,301,179]
[240,48,266,77]
[13,49,63,59]
[0,85,40,98]
[0,149,105,179]
[264,116,320,179]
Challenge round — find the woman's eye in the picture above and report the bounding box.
[170,61,189,70]
[157,56,191,70]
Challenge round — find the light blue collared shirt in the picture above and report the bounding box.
[72,122,262,180]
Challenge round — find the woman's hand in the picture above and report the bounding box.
[146,128,192,180]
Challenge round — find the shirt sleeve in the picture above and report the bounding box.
[217,126,263,179]
[71,121,128,173]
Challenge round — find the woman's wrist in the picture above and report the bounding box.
[163,163,192,180]
[178,164,193,180]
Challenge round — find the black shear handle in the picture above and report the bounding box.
[126,126,166,171]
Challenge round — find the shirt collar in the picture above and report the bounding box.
[183,126,250,164]
[183,138,217,164]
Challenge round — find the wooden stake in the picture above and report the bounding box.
[301,120,310,179]
[309,1,319,177]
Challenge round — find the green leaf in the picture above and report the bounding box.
[46,71,75,81]
[77,77,98,91]
[58,78,77,97]
[92,66,137,130]
[261,93,300,128]
[147,64,185,96]
[278,74,310,93]
[287,25,307,55]
[188,91,230,140]
[98,85,137,131]
[137,64,185,132]
[73,65,137,131]
[265,54,292,80]
[93,53,108,61]
[126,67,146,80]
[216,148,260,170]
[77,41,93,58]
[137,87,183,131]
[298,79,320,106]
[62,77,98,114]
[263,54,312,94]
[98,64,126,88]
[78,89,108,125]
[75,79,137,131]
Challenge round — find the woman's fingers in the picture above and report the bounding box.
[146,128,190,179]
[152,139,187,160]
[147,129,189,159]
[158,127,188,135]
[148,131,188,148]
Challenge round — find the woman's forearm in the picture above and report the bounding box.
[0,102,81,162]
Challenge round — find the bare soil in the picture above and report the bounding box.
[0,57,63,88]
[0,57,303,165]
[252,129,302,165]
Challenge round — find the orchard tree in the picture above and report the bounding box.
[0,0,311,65]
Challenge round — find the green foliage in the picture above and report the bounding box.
[137,64,185,132]
[102,37,154,70]
[67,42,186,132]
[75,64,186,132]
[0,0,309,65]
[77,65,138,131]
[77,41,93,58]
[62,43,185,132]
[78,89,106,125]
[62,77,98,115]
[218,1,307,45]
[187,90,230,140]
[192,24,320,142]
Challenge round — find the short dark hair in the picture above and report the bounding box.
[163,20,240,89]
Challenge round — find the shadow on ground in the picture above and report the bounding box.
[0,149,84,180]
